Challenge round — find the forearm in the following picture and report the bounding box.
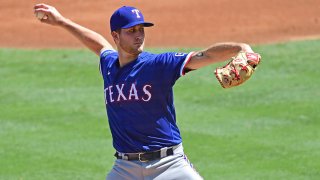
[206,42,252,60]
[186,42,253,70]
[59,18,113,55]
[34,3,114,56]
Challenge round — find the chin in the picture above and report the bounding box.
[137,47,144,53]
[133,45,144,55]
[137,43,144,51]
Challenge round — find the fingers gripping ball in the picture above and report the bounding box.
[215,52,261,88]
[35,11,48,20]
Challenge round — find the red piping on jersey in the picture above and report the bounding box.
[181,52,196,76]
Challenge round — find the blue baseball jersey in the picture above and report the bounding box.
[99,50,193,153]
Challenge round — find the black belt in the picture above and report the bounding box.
[115,147,175,162]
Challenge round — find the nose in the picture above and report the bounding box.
[135,33,144,41]
[136,36,141,40]
[136,30,144,39]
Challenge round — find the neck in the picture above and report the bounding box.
[118,49,141,67]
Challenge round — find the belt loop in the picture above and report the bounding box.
[123,153,128,160]
[117,152,128,160]
[160,147,168,158]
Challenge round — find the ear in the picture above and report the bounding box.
[111,31,119,41]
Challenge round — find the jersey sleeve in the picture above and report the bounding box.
[153,52,194,85]
[99,49,117,76]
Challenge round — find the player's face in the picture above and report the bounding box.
[117,25,145,55]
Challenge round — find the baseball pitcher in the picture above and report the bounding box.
[34,3,261,180]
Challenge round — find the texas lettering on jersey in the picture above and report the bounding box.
[104,83,152,104]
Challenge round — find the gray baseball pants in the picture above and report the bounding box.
[106,144,203,180]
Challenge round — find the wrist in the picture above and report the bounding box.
[57,16,69,27]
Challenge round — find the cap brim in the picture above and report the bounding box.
[122,21,154,29]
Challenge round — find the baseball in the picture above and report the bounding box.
[36,11,47,20]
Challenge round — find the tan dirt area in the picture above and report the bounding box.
[1,0,320,48]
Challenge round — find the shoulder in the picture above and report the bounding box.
[152,52,192,65]
[99,49,118,75]
[140,52,193,69]
[137,52,180,65]
[100,49,118,60]
[100,49,119,69]
[154,52,190,61]
[138,51,184,60]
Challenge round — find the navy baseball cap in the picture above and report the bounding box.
[110,6,154,32]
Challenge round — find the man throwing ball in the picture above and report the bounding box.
[34,3,261,180]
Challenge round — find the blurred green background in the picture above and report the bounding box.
[0,39,319,179]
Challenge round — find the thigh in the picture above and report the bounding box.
[148,154,203,180]
[106,159,143,180]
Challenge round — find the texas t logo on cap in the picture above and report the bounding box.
[131,9,141,18]
[110,6,154,32]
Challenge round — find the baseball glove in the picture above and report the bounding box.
[215,51,261,88]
